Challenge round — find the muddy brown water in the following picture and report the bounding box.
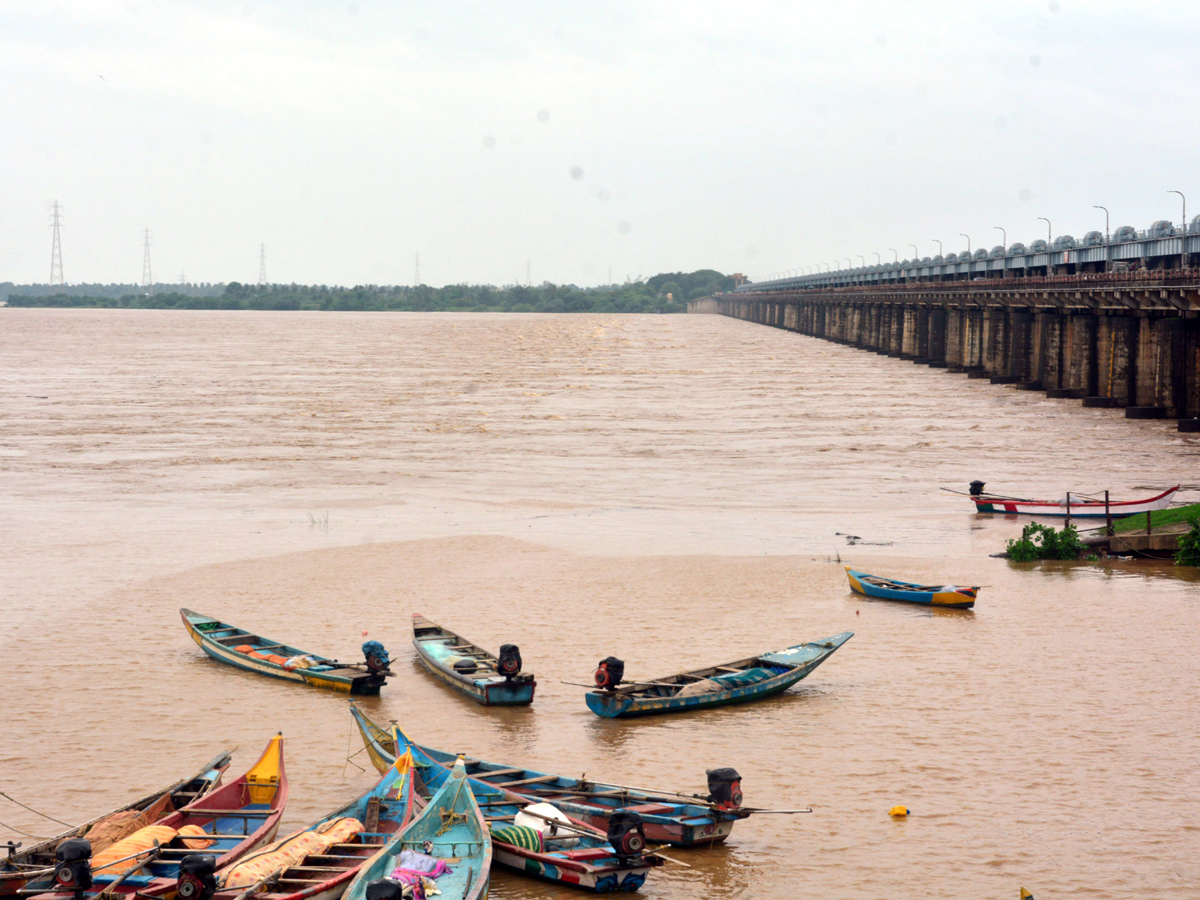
[2,309,1199,899]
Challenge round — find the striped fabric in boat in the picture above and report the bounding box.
[491,825,542,851]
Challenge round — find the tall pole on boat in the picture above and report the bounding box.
[1065,491,1071,530]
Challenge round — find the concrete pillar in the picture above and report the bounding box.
[1183,319,1200,419]
[928,309,948,364]
[901,308,918,357]
[889,307,905,353]
[1006,311,1034,383]
[1095,316,1137,404]
[1131,317,1187,415]
[982,309,1009,375]
[945,309,964,367]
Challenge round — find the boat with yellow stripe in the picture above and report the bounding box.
[181,609,391,695]
[845,567,977,608]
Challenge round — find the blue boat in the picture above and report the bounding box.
[583,634,854,718]
[411,614,535,706]
[340,757,489,900]
[845,568,977,609]
[384,724,660,893]
[348,703,747,847]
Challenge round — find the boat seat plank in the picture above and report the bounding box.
[184,809,272,817]
[472,767,528,779]
[213,634,252,644]
[494,774,559,788]
[715,666,743,673]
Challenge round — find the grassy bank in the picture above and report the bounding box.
[1113,502,1200,533]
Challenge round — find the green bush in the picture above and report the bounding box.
[1006,522,1085,562]
[1175,514,1200,567]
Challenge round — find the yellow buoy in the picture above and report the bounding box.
[1020,890,1034,900]
[888,806,909,818]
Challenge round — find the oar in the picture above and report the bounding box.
[560,680,682,691]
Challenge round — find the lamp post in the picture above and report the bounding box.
[1037,217,1052,274]
[932,238,942,257]
[1093,206,1109,273]
[872,251,881,265]
[858,254,866,266]
[959,234,971,254]
[994,227,1006,278]
[889,248,898,262]
[1169,191,1186,268]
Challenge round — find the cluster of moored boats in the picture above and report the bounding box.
[7,481,1178,899]
[2,610,854,900]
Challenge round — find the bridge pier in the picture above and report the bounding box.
[707,276,1200,425]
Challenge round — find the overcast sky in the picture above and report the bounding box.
[2,1,1199,287]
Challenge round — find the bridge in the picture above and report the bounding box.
[692,268,1200,430]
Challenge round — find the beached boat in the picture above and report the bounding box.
[340,757,489,900]
[348,704,748,847]
[23,735,288,900]
[411,614,535,706]
[960,482,1180,518]
[0,752,231,898]
[181,609,391,695]
[583,634,853,719]
[387,727,657,893]
[206,752,417,900]
[845,567,977,609]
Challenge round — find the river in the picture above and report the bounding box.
[2,309,1198,899]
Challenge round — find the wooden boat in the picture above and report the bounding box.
[583,634,853,719]
[0,751,231,898]
[340,757,489,900]
[206,752,417,900]
[348,704,747,847]
[845,568,977,609]
[386,727,657,894]
[961,483,1180,518]
[411,614,535,706]
[23,734,288,900]
[181,609,391,696]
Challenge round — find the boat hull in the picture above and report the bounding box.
[182,609,385,695]
[971,485,1179,518]
[347,705,740,847]
[411,614,535,706]
[585,633,854,719]
[845,568,976,608]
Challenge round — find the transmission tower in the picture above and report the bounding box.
[141,228,153,295]
[49,200,64,286]
[258,243,267,285]
[414,253,420,287]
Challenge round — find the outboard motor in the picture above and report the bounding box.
[362,640,391,675]
[706,767,744,810]
[593,657,624,691]
[53,839,92,894]
[969,480,986,497]
[176,855,217,900]
[606,810,646,863]
[497,644,522,679]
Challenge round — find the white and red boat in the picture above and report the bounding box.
[963,482,1180,518]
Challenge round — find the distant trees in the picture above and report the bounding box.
[4,271,735,313]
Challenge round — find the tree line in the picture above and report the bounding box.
[3,271,732,313]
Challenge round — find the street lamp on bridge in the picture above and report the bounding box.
[1169,190,1186,233]
[1037,217,1052,274]
[889,248,898,262]
[994,226,1007,278]
[1093,206,1110,272]
[858,255,866,267]
[959,234,971,254]
[932,239,942,257]
[908,244,918,261]
[872,251,881,265]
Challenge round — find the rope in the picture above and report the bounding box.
[0,791,73,828]
[342,723,365,776]
[0,817,49,839]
